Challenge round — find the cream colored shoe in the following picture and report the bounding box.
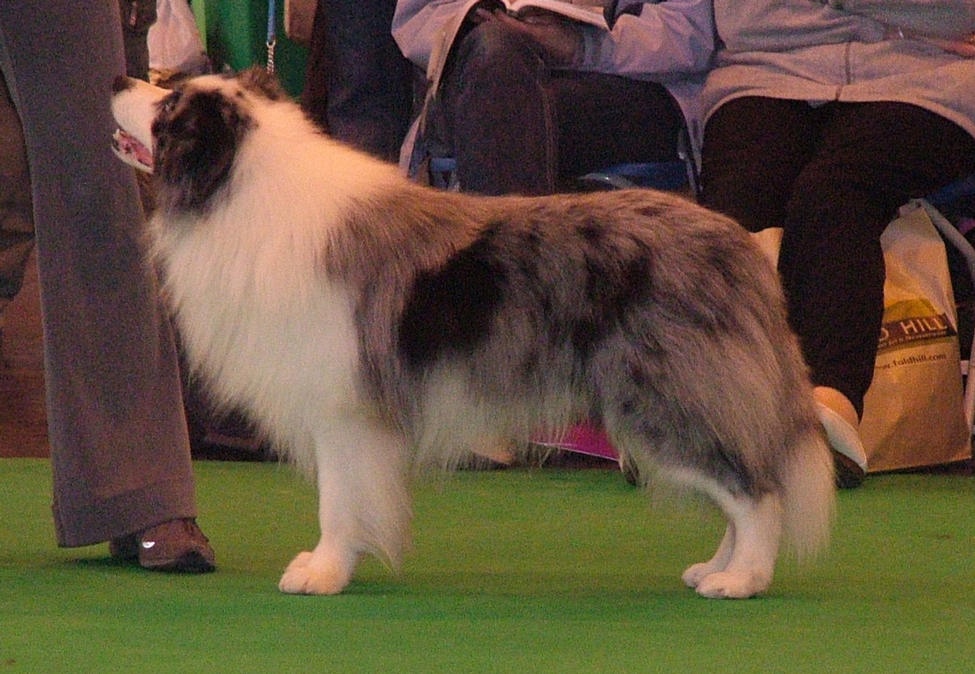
[814,386,868,488]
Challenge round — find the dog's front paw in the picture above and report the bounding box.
[692,571,770,599]
[278,551,353,595]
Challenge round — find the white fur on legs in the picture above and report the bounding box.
[682,523,735,589]
[669,467,784,599]
[693,493,783,599]
[279,548,359,595]
[278,417,412,595]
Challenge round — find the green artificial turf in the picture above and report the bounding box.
[1,459,973,672]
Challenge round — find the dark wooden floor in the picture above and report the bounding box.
[0,251,49,457]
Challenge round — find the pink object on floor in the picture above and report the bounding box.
[532,423,619,460]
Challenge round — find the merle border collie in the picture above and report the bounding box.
[110,68,833,598]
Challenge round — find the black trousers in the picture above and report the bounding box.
[700,97,975,415]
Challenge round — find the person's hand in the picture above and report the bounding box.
[886,24,975,58]
[474,7,584,67]
[920,34,975,57]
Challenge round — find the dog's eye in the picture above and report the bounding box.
[159,91,181,114]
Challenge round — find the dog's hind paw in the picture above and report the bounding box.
[692,571,770,599]
[278,551,353,595]
[681,561,725,589]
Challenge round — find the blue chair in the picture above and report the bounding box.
[427,156,461,191]
[429,156,694,193]
[427,127,699,196]
[577,126,699,195]
[929,174,975,211]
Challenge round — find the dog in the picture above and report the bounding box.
[110,68,834,599]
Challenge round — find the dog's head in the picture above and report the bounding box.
[111,68,287,214]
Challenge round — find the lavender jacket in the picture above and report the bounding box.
[703,0,975,141]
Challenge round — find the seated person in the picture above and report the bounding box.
[392,0,715,195]
[303,0,414,161]
[697,0,975,487]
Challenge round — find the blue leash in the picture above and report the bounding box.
[266,0,277,74]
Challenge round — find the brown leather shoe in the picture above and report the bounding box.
[110,518,215,573]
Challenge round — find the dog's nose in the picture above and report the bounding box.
[112,75,132,93]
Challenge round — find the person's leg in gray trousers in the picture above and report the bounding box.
[0,1,213,568]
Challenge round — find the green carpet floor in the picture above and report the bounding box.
[1,459,973,672]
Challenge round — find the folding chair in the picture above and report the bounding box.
[576,125,699,196]
[427,125,699,197]
[924,175,975,431]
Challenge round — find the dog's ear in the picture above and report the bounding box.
[153,90,250,213]
[237,67,288,101]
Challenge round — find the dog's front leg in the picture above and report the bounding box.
[279,547,359,595]
[277,466,364,595]
[278,417,412,595]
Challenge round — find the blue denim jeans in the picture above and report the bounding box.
[302,0,413,162]
[434,19,682,196]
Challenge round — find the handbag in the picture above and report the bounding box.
[859,199,973,471]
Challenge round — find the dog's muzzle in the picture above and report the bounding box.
[110,75,156,173]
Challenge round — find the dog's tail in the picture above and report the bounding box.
[781,428,836,560]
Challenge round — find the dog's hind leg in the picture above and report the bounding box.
[678,477,783,599]
[278,417,412,595]
[681,523,735,589]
